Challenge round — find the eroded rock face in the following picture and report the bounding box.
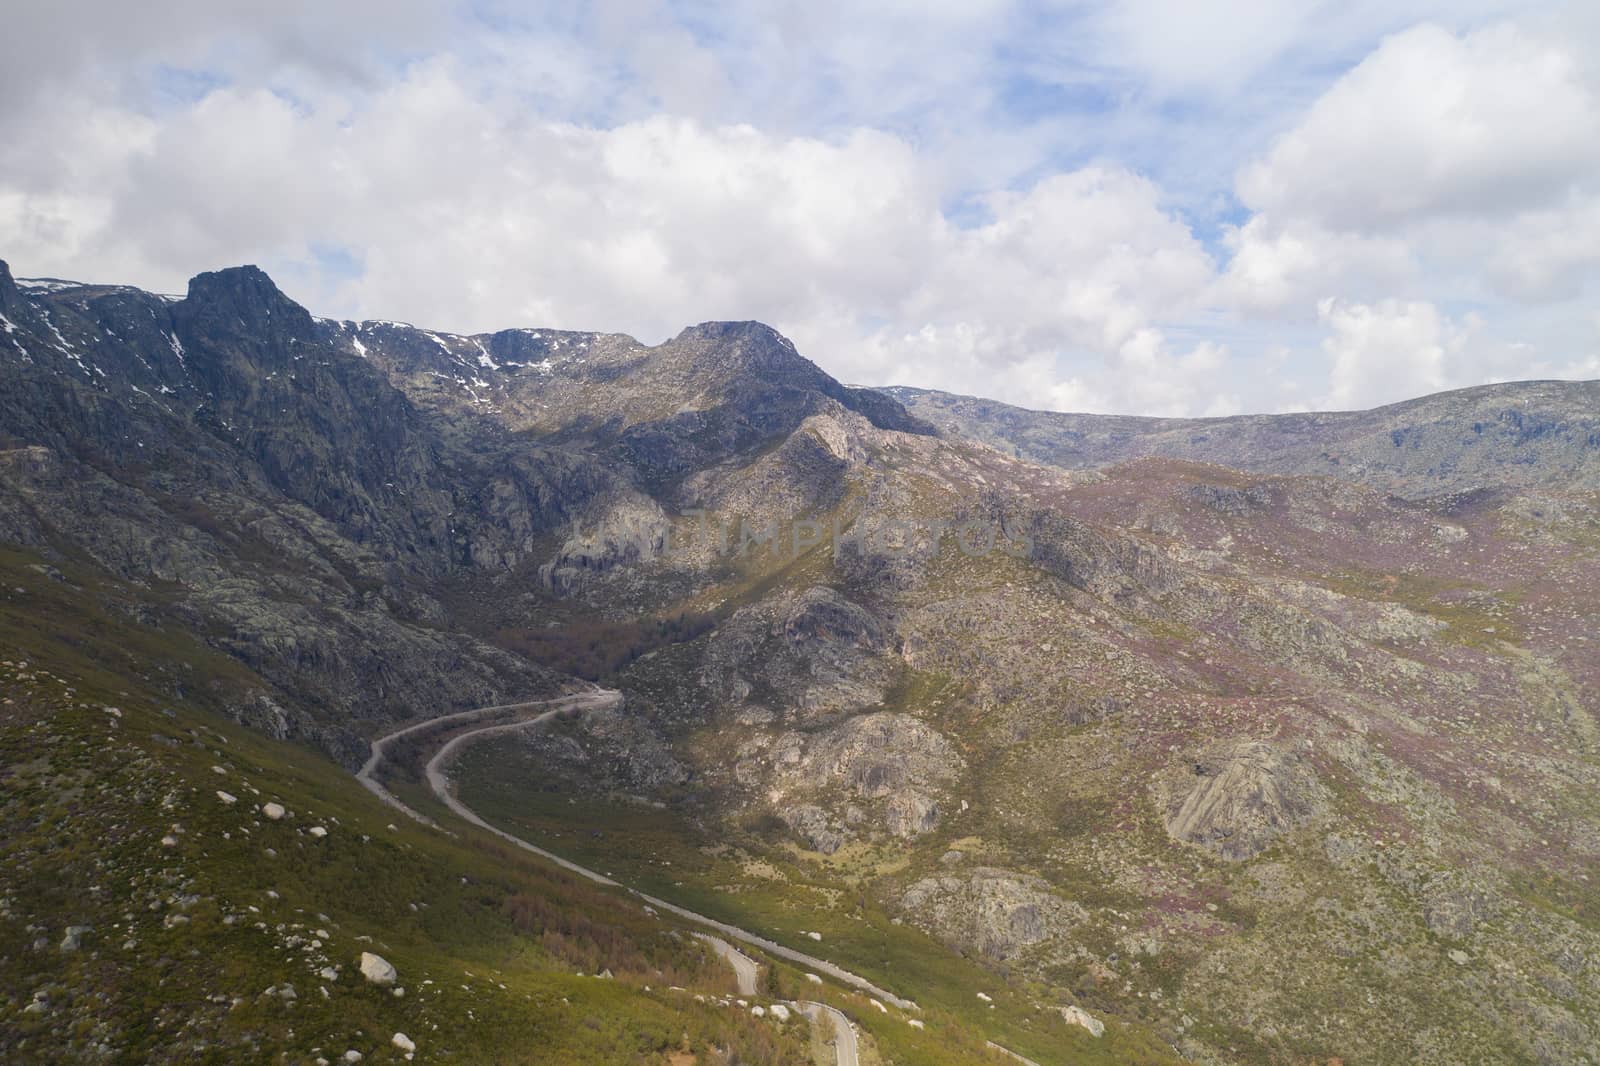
[803,711,962,811]
[901,868,1085,960]
[702,586,893,717]
[539,491,668,593]
[884,790,940,839]
[778,804,850,854]
[752,711,961,844]
[1157,740,1327,860]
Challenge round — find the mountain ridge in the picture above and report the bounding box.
[5,257,1600,1065]
[881,378,1600,497]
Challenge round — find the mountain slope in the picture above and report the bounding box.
[4,258,1600,1065]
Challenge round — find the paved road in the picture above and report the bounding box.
[362,691,922,1011]
[694,933,759,995]
[795,1001,860,1066]
[355,691,617,831]
[985,1041,1044,1066]
[361,692,1052,1065]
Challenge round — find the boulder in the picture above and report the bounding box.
[261,802,286,820]
[60,925,90,952]
[358,951,397,985]
[1061,1005,1104,1037]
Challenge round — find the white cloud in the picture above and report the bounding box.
[1238,23,1600,229]
[1318,298,1460,409]
[1,3,1598,416]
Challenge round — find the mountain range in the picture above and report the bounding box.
[2,258,1598,1065]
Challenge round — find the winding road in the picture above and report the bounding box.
[359,688,1035,1066]
[796,1000,860,1066]
[694,933,759,996]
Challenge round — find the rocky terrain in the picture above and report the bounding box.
[3,257,1599,1064]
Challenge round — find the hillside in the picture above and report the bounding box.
[3,259,1599,1065]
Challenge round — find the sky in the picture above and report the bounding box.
[2,2,1599,416]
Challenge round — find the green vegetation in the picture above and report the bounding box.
[0,550,810,1064]
[454,739,1183,1066]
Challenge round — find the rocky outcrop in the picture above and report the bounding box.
[748,711,961,843]
[701,586,894,717]
[778,804,850,854]
[1156,740,1328,860]
[901,868,1085,960]
[539,491,669,593]
[804,711,961,803]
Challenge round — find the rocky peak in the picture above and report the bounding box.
[0,258,25,318]
[179,265,316,346]
[672,320,815,376]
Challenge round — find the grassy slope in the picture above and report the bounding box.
[454,739,1183,1066]
[0,548,812,1065]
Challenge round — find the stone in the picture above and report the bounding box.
[308,826,328,838]
[60,925,90,952]
[1448,949,1470,966]
[391,1033,415,1053]
[261,802,286,820]
[359,951,397,985]
[769,1003,790,1022]
[216,790,238,805]
[1061,1005,1104,1037]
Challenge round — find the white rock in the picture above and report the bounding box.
[769,1003,790,1022]
[870,999,887,1013]
[908,1019,924,1029]
[359,951,397,986]
[1061,1005,1104,1037]
[308,826,328,839]
[216,791,237,805]
[261,802,286,821]
[976,992,992,1003]
[750,1005,765,1017]
[391,1033,415,1053]
[343,1052,363,1063]
[804,973,822,984]
[160,835,178,848]
[1448,949,1470,966]
[806,931,822,942]
[319,967,339,981]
